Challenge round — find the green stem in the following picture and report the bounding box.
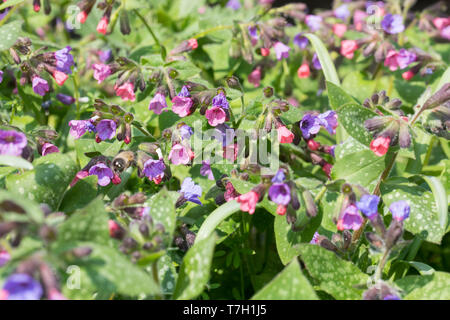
[134,9,162,49]
[375,249,391,281]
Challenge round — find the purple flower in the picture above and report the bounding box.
[179,125,193,140]
[312,53,322,70]
[89,163,114,186]
[0,70,3,83]
[381,14,405,34]
[200,160,214,180]
[248,26,258,39]
[226,0,241,10]
[397,49,417,69]
[2,274,43,300]
[179,177,202,205]
[310,232,320,244]
[0,130,27,156]
[0,250,10,267]
[214,123,235,147]
[305,15,323,32]
[389,200,410,221]
[271,170,286,183]
[339,204,363,231]
[178,86,190,97]
[334,4,350,20]
[96,119,116,141]
[293,33,309,49]
[356,194,380,219]
[299,114,321,139]
[441,25,450,40]
[212,92,229,109]
[54,46,74,74]
[68,119,94,139]
[41,142,59,156]
[56,93,75,105]
[273,42,290,60]
[383,294,401,300]
[318,110,338,135]
[32,76,49,96]
[268,183,291,206]
[149,92,168,114]
[99,49,112,63]
[143,159,166,180]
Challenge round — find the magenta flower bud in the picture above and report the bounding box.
[248,66,262,87]
[96,119,116,141]
[40,142,59,156]
[149,92,168,114]
[0,130,27,157]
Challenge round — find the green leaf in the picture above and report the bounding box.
[56,197,110,245]
[173,234,217,300]
[59,242,159,299]
[0,155,33,170]
[332,148,391,193]
[326,81,356,110]
[251,259,318,300]
[274,208,322,265]
[408,261,435,276]
[0,0,25,10]
[304,33,340,86]
[421,175,447,229]
[0,190,44,223]
[337,103,378,146]
[396,272,450,300]
[196,200,241,242]
[5,153,78,210]
[146,188,179,239]
[298,244,369,300]
[381,178,446,244]
[0,20,23,51]
[59,175,98,213]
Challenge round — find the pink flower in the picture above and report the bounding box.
[353,10,368,31]
[340,40,358,59]
[332,23,347,38]
[236,191,259,214]
[248,67,262,87]
[433,17,450,30]
[48,289,67,300]
[402,70,415,81]
[52,70,68,86]
[277,126,294,144]
[273,42,290,60]
[297,63,310,78]
[149,92,168,114]
[168,143,194,165]
[114,82,135,101]
[223,143,239,161]
[276,204,287,216]
[260,48,270,56]
[41,143,59,156]
[188,38,198,50]
[92,64,111,84]
[370,136,390,156]
[172,96,193,117]
[69,170,89,187]
[77,11,88,24]
[205,106,227,126]
[97,17,108,35]
[307,139,320,151]
[384,50,399,71]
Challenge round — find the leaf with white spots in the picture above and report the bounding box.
[0,20,23,51]
[251,259,318,300]
[331,148,392,193]
[146,188,179,239]
[5,153,78,210]
[298,244,369,300]
[157,254,178,295]
[326,81,356,110]
[381,179,447,244]
[57,241,159,299]
[56,197,110,245]
[173,234,216,300]
[74,139,122,168]
[337,103,378,146]
[395,272,450,300]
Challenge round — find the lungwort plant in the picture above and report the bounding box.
[0,0,449,300]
